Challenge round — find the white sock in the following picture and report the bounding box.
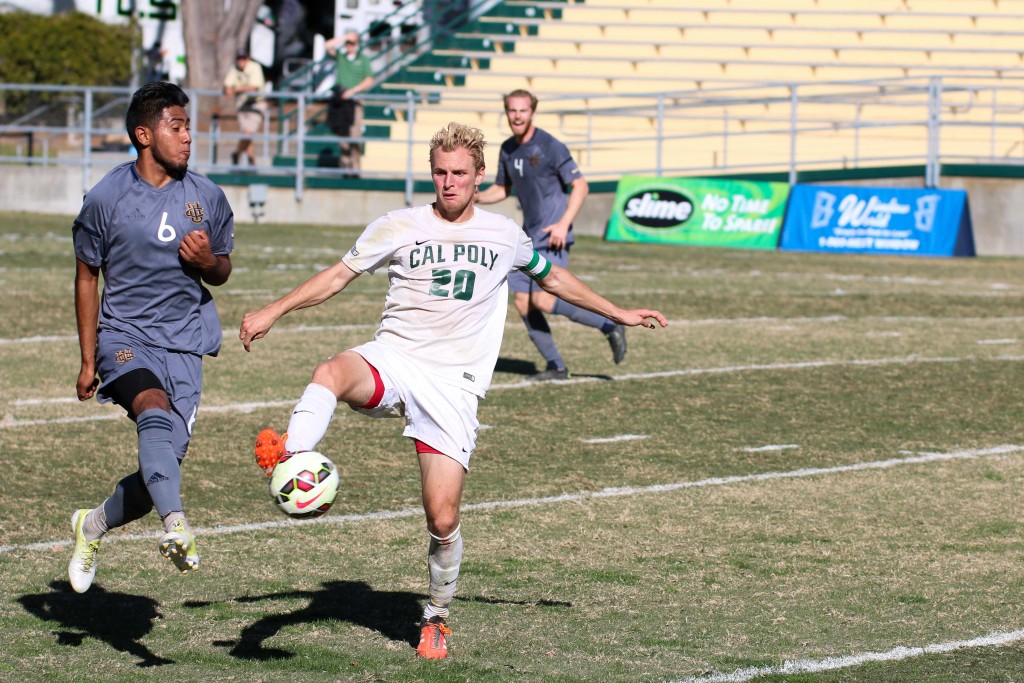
[423,525,462,621]
[83,506,108,542]
[161,511,188,534]
[285,383,338,453]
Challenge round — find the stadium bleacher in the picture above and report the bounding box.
[348,0,1024,179]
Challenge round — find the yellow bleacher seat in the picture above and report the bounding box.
[363,0,1024,178]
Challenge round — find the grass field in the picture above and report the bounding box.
[1,209,1023,683]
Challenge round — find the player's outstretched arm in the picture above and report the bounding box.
[537,264,668,330]
[240,260,360,351]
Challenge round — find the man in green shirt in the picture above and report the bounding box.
[325,30,373,174]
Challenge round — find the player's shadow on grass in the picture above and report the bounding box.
[18,580,173,667]
[495,357,538,377]
[189,580,423,660]
[494,357,613,382]
[193,581,573,661]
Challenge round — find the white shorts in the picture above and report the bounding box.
[351,341,479,470]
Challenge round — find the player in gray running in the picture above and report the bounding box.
[476,89,626,381]
[68,81,235,593]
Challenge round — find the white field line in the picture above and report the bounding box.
[736,444,800,453]
[4,315,1024,347]
[0,323,378,346]
[669,628,1024,683]
[977,338,1018,345]
[487,354,1023,392]
[14,397,80,406]
[582,434,648,444]
[5,354,1024,427]
[2,400,296,427]
[2,444,1019,556]
[0,334,77,345]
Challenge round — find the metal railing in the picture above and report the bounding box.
[2,76,1024,205]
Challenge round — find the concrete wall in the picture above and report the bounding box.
[5,165,1023,256]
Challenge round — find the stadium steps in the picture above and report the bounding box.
[281,0,1024,178]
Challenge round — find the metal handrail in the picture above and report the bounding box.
[3,76,1024,203]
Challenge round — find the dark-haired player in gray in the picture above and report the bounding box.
[68,81,234,593]
[476,89,626,381]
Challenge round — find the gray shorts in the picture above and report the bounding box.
[96,330,202,457]
[508,244,570,293]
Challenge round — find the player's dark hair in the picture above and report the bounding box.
[125,81,189,151]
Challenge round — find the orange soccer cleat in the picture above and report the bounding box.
[416,617,452,659]
[254,428,288,475]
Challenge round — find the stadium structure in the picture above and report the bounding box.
[3,0,1024,254]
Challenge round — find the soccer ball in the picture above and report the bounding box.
[269,451,339,518]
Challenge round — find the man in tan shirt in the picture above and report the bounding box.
[223,48,267,167]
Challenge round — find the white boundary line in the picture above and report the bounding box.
[3,315,1024,346]
[669,628,1024,683]
[486,354,1024,392]
[736,444,799,453]
[582,434,648,444]
[5,354,1024,428]
[1,400,296,428]
[3,444,1018,555]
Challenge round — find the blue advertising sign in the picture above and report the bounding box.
[780,185,974,257]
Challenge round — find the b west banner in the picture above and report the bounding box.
[780,184,975,257]
[605,176,790,249]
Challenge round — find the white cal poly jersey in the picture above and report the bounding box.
[342,204,549,397]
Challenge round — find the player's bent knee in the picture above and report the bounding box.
[425,512,460,539]
[132,388,171,415]
[313,351,378,402]
[105,368,168,417]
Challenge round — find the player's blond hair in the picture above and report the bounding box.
[429,122,486,173]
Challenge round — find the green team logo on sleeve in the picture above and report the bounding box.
[524,250,551,280]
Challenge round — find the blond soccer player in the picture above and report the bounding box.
[239,122,667,659]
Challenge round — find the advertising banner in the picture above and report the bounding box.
[605,176,790,249]
[780,184,974,257]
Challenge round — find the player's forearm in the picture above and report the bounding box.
[538,264,621,321]
[560,178,589,227]
[475,184,508,205]
[74,267,99,366]
[200,255,232,287]
[274,262,357,316]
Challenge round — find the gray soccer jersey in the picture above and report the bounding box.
[494,127,583,249]
[73,161,234,356]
